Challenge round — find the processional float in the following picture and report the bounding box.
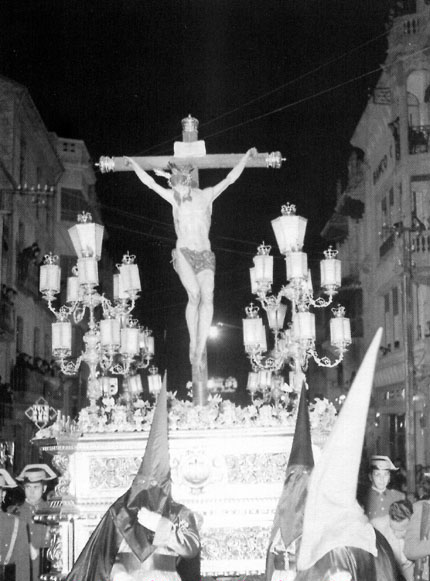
[31,116,347,580]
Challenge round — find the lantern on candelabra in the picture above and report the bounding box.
[243,203,351,396]
[40,212,155,407]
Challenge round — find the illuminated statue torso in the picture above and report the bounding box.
[172,188,213,251]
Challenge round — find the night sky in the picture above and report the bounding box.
[1,1,390,394]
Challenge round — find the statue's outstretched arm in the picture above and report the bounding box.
[124,156,173,203]
[211,147,257,200]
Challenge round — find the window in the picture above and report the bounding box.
[379,189,397,257]
[412,182,430,229]
[33,327,40,358]
[389,413,405,462]
[16,316,23,353]
[61,188,86,221]
[407,91,420,126]
[383,286,402,351]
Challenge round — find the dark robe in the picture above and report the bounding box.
[65,492,200,581]
[295,530,404,581]
[0,510,31,581]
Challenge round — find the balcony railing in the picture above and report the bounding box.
[388,9,422,50]
[409,125,430,154]
[411,230,430,283]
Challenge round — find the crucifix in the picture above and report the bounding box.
[98,115,284,406]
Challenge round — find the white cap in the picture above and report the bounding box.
[369,455,397,471]
[16,464,57,483]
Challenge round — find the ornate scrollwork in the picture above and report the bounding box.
[225,452,288,483]
[89,456,141,489]
[89,452,289,490]
[202,526,270,560]
[52,454,71,497]
[46,525,63,573]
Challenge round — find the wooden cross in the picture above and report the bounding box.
[98,116,284,406]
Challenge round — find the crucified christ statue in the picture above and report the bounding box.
[125,148,257,368]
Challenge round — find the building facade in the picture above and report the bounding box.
[0,76,108,469]
[323,0,430,469]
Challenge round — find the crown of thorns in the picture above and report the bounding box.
[155,163,194,187]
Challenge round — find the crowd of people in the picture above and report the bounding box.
[1,328,430,581]
[362,454,430,581]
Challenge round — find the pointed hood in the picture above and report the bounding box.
[128,374,171,511]
[111,374,171,562]
[266,385,314,581]
[297,328,383,571]
[288,384,314,470]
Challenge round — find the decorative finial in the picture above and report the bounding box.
[256,241,272,255]
[280,203,296,216]
[265,151,285,168]
[181,115,199,133]
[245,303,260,318]
[96,156,115,173]
[331,304,346,318]
[77,212,93,223]
[121,251,136,265]
[324,246,339,260]
[42,252,59,265]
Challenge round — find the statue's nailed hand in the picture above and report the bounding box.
[123,156,134,167]
[247,147,258,158]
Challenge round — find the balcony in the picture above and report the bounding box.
[388,9,423,53]
[412,230,430,283]
[409,125,430,154]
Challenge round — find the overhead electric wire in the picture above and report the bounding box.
[133,26,430,159]
[66,188,265,249]
[134,21,398,157]
[199,43,430,143]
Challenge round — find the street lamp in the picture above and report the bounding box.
[40,212,155,408]
[243,203,351,394]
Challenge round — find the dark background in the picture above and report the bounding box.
[0,0,391,395]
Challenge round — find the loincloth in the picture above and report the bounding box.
[171,247,215,274]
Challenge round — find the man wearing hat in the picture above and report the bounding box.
[0,468,30,581]
[8,464,56,581]
[364,455,405,520]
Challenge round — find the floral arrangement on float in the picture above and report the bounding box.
[33,380,337,440]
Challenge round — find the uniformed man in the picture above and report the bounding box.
[364,455,405,520]
[8,464,56,581]
[0,468,30,581]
